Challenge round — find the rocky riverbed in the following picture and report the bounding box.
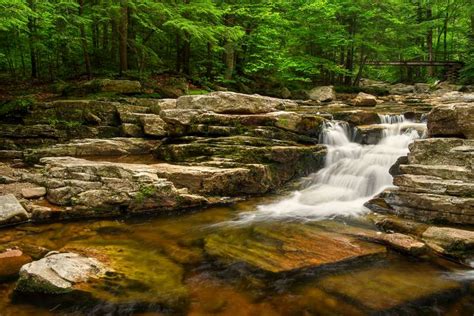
[0,82,473,314]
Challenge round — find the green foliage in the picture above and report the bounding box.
[0,0,471,87]
[0,97,34,117]
[135,185,157,204]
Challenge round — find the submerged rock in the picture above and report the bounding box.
[316,259,463,313]
[0,194,29,226]
[16,252,107,294]
[0,248,32,280]
[204,223,385,273]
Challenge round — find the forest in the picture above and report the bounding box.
[0,0,473,91]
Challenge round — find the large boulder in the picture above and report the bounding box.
[427,103,474,139]
[85,79,142,94]
[422,227,474,260]
[308,86,336,102]
[176,92,296,114]
[389,84,415,95]
[24,138,160,162]
[24,157,208,219]
[0,194,29,226]
[333,110,380,126]
[408,138,473,167]
[16,252,107,294]
[353,92,377,107]
[140,114,168,137]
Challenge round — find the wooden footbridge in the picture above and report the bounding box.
[366,61,464,81]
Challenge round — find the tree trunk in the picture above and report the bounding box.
[427,7,434,77]
[206,42,213,79]
[224,41,235,80]
[78,0,92,79]
[119,0,128,75]
[27,0,38,79]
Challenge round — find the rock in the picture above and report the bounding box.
[394,174,474,197]
[27,157,207,218]
[400,164,473,182]
[89,79,142,94]
[414,83,431,93]
[374,188,474,225]
[176,92,296,114]
[389,156,408,177]
[431,91,474,104]
[154,163,272,196]
[375,216,429,236]
[16,252,107,294]
[23,100,119,127]
[0,194,29,226]
[204,223,385,273]
[422,227,474,259]
[154,137,327,189]
[140,114,168,137]
[24,138,160,162]
[308,86,336,102]
[353,92,377,107]
[21,187,47,199]
[280,87,292,99]
[316,259,462,313]
[332,110,380,126]
[63,240,189,309]
[0,248,32,280]
[0,175,16,184]
[436,82,463,93]
[389,83,415,95]
[121,123,143,137]
[379,233,427,255]
[355,125,385,145]
[156,76,188,98]
[427,103,474,139]
[408,138,473,167]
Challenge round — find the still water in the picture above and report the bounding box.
[0,199,473,315]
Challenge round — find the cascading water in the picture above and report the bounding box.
[234,114,426,223]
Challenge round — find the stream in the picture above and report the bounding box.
[0,116,472,315]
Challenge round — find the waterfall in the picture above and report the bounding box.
[234,115,426,223]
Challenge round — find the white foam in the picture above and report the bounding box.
[234,116,426,224]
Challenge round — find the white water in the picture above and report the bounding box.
[235,115,426,223]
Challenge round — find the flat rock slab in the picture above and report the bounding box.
[205,223,386,273]
[16,252,107,294]
[0,194,29,226]
[422,227,474,260]
[317,260,463,313]
[21,187,47,199]
[64,240,189,309]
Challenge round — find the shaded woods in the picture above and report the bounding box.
[0,0,473,87]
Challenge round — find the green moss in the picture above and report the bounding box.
[188,89,210,95]
[0,97,34,117]
[135,185,158,204]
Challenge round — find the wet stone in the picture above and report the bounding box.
[316,259,464,313]
[204,223,386,273]
[0,194,29,226]
[0,248,32,281]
